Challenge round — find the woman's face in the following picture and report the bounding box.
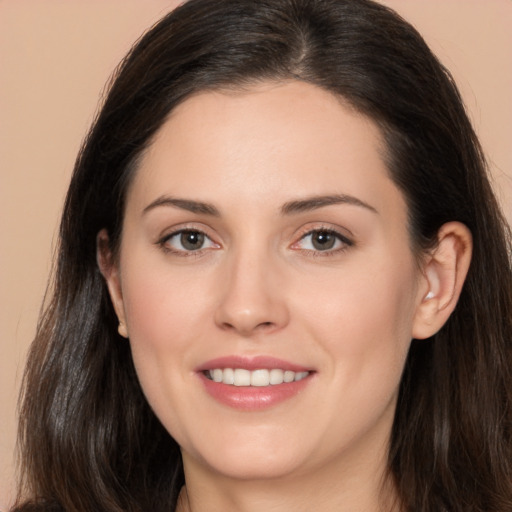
[109,81,429,482]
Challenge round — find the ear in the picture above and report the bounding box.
[412,222,472,339]
[97,229,128,338]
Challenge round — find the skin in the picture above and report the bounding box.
[100,81,472,512]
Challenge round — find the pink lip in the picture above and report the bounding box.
[196,355,311,373]
[196,356,314,411]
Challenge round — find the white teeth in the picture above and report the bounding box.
[234,368,251,386]
[251,369,269,387]
[222,367,234,385]
[284,370,295,383]
[206,368,310,387]
[269,368,284,385]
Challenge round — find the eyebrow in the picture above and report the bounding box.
[142,193,378,217]
[281,194,378,215]
[143,196,220,216]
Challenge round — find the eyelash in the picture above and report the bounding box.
[157,227,219,258]
[292,226,354,257]
[157,226,354,258]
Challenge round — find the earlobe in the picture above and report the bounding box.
[412,222,472,340]
[96,229,128,337]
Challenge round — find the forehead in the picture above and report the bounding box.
[127,81,405,222]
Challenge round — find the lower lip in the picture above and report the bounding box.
[199,373,312,411]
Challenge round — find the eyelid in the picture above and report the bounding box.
[155,222,354,256]
[290,224,354,253]
[156,224,221,255]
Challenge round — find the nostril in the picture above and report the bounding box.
[214,289,290,335]
[253,321,277,333]
[220,320,275,335]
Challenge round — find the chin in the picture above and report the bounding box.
[181,430,317,481]
[202,454,308,481]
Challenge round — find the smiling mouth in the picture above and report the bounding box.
[204,368,310,387]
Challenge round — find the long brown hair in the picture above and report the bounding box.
[14,0,512,511]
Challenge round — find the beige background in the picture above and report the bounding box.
[1,1,511,508]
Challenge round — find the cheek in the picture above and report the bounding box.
[299,259,417,452]
[122,258,212,346]
[119,257,214,401]
[294,252,417,387]
[119,260,216,442]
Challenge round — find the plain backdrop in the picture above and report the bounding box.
[1,1,511,508]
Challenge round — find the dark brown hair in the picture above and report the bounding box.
[14,0,512,511]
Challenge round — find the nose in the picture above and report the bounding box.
[214,248,290,337]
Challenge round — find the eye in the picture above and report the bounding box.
[293,229,353,253]
[161,229,219,253]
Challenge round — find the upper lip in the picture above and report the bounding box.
[196,355,312,373]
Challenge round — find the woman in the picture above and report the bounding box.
[13,0,512,511]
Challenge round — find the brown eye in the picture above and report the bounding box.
[180,230,205,251]
[161,229,218,254]
[311,231,336,250]
[293,228,353,254]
